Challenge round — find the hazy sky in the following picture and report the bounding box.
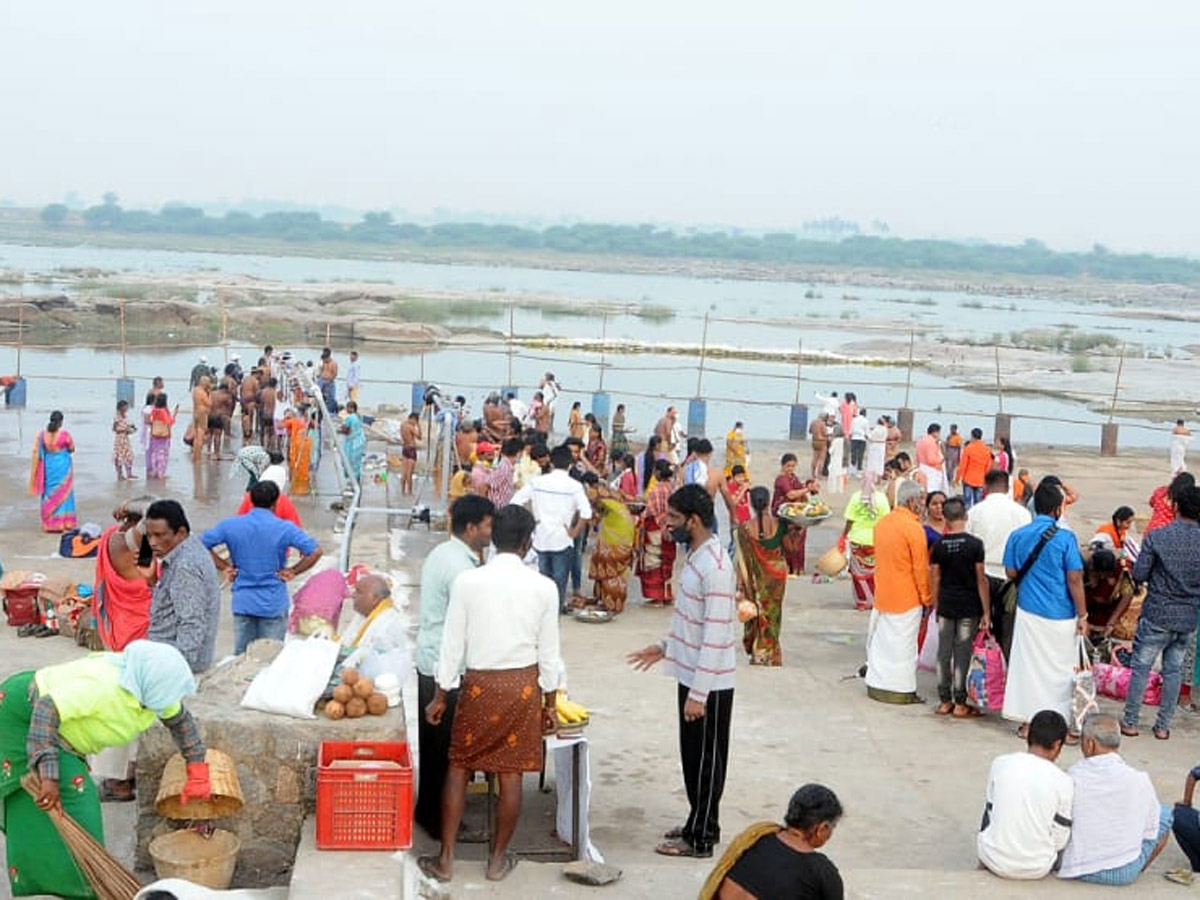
[3,1,1198,253]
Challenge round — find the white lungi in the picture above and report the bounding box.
[865,606,923,695]
[1001,607,1076,723]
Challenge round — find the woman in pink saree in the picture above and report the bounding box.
[29,410,77,533]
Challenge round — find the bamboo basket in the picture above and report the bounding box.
[816,546,848,577]
[154,749,244,820]
[149,828,240,890]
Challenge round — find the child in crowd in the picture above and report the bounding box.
[930,497,991,718]
[112,399,136,480]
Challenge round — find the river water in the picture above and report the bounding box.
[0,242,1188,450]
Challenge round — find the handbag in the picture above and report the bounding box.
[996,525,1059,614]
[1070,635,1100,732]
[966,632,1007,711]
[150,418,170,438]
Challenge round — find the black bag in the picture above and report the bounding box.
[997,525,1059,614]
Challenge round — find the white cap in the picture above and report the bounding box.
[199,355,208,363]
[231,353,241,361]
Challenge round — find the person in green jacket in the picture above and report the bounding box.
[0,641,211,898]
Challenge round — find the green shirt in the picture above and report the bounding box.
[416,536,481,677]
[34,655,179,755]
[845,490,891,547]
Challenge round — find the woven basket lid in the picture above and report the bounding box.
[155,749,244,820]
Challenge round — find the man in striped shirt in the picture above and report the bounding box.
[628,484,737,859]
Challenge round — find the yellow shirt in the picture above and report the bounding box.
[35,655,176,755]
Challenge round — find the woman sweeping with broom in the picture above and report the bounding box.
[0,641,212,898]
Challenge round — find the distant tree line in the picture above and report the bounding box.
[35,196,1200,285]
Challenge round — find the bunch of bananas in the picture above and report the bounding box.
[556,691,589,727]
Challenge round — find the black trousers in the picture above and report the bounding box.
[416,673,458,838]
[986,576,1014,661]
[677,684,734,852]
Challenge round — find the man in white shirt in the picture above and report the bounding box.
[815,390,839,420]
[506,391,527,424]
[967,469,1032,656]
[539,372,560,430]
[849,408,870,473]
[628,485,737,859]
[511,445,592,613]
[345,350,361,405]
[1058,712,1172,885]
[420,505,563,885]
[339,573,406,678]
[978,710,1074,880]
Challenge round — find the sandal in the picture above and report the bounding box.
[1065,732,1080,746]
[655,838,712,859]
[485,851,518,882]
[416,855,451,884]
[1120,725,1140,738]
[934,702,954,716]
[953,705,983,719]
[1164,868,1195,886]
[663,825,686,840]
[1154,727,1170,741]
[1015,724,1029,740]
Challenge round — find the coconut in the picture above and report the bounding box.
[352,676,375,699]
[332,684,353,704]
[325,700,346,720]
[345,697,367,718]
[341,667,360,686]
[365,693,388,716]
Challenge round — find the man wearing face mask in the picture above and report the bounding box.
[628,484,737,860]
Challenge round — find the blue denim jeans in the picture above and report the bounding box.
[233,613,288,656]
[1122,616,1196,733]
[538,548,573,612]
[1174,804,1200,871]
[962,484,984,509]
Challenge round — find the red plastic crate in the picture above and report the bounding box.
[316,741,413,850]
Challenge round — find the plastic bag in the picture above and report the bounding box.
[917,613,939,673]
[241,637,339,719]
[1092,662,1162,706]
[966,632,1006,712]
[289,569,350,636]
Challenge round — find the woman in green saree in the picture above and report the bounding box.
[735,486,790,666]
[585,477,637,615]
[0,641,211,898]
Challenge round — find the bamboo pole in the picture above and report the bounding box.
[598,313,608,392]
[793,338,803,404]
[903,329,915,408]
[695,312,710,396]
[1108,345,1126,422]
[119,298,127,378]
[16,293,23,376]
[994,344,1004,414]
[506,304,515,387]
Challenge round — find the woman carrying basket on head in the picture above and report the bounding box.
[0,641,211,899]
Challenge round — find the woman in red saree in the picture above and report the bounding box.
[94,499,155,651]
[29,411,77,533]
[637,459,677,605]
[735,487,789,666]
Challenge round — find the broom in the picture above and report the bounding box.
[21,772,141,900]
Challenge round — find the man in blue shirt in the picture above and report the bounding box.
[1001,482,1087,735]
[203,481,323,654]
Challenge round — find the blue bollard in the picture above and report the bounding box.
[116,377,136,408]
[5,376,27,408]
[411,381,427,415]
[591,392,612,432]
[687,397,707,438]
[789,403,809,441]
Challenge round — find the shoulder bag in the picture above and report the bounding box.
[996,524,1059,615]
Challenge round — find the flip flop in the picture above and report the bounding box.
[934,702,954,716]
[654,838,712,859]
[1065,732,1081,746]
[486,851,519,882]
[953,705,983,719]
[416,855,451,884]
[663,825,686,840]
[1154,727,1170,741]
[1120,725,1139,738]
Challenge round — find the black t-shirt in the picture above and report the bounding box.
[931,531,986,619]
[725,834,843,900]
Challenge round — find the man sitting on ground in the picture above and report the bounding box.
[978,709,1073,880]
[1057,712,1173,885]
